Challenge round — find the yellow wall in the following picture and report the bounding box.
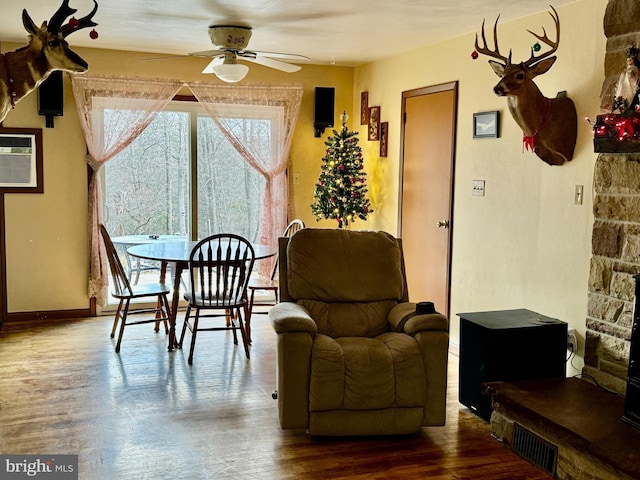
[2,45,353,312]
[353,0,605,371]
[3,0,606,374]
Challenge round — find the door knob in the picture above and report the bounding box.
[437,220,450,228]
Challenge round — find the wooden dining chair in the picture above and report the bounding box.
[245,219,305,342]
[124,251,161,286]
[179,234,255,364]
[99,224,171,353]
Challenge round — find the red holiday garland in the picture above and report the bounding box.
[592,113,640,144]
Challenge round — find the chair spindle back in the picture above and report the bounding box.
[269,219,305,281]
[99,224,133,297]
[189,234,255,308]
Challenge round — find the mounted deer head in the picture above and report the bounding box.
[474,6,577,166]
[0,0,99,123]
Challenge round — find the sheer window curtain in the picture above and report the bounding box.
[71,75,183,306]
[188,83,303,270]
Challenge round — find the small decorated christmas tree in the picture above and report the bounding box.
[311,112,373,228]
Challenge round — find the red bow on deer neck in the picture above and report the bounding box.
[523,99,553,152]
[523,135,535,152]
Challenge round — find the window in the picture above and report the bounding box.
[103,100,267,242]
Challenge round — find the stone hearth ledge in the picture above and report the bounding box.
[482,378,640,480]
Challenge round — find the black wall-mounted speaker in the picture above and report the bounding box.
[314,87,335,137]
[38,71,64,127]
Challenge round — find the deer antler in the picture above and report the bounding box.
[524,6,560,67]
[47,0,77,35]
[60,0,99,37]
[475,15,512,66]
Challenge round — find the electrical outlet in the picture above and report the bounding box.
[567,328,578,353]
[293,173,300,185]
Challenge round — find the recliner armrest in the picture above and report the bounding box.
[388,302,449,334]
[270,302,318,336]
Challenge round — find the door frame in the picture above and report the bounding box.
[398,81,458,316]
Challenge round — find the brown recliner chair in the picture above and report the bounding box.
[269,228,449,436]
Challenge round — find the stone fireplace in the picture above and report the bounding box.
[481,4,640,479]
[586,0,640,394]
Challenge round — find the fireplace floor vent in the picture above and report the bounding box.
[512,422,558,476]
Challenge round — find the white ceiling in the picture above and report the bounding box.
[0,0,578,66]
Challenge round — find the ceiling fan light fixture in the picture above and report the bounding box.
[195,25,308,79]
[212,61,249,83]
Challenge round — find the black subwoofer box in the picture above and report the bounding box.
[458,309,567,421]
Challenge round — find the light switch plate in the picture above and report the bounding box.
[575,185,583,205]
[472,180,485,197]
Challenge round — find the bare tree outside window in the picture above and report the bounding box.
[104,104,266,242]
[105,110,190,236]
[196,115,265,240]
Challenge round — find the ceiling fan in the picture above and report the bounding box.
[188,25,309,82]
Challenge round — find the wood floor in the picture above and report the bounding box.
[0,311,552,479]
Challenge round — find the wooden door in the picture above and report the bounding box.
[399,82,457,317]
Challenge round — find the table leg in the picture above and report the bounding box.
[166,262,184,351]
[159,260,182,352]
[154,261,169,334]
[244,300,252,344]
[245,290,254,344]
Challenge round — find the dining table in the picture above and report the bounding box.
[111,234,187,283]
[111,234,188,245]
[127,240,276,351]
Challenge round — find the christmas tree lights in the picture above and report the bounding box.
[311,112,373,228]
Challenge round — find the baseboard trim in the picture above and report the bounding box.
[5,308,93,323]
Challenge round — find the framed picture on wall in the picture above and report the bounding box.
[380,122,389,157]
[368,106,381,141]
[473,111,500,139]
[360,92,369,125]
[0,127,44,194]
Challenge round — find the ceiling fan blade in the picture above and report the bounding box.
[140,54,189,61]
[201,56,226,74]
[241,54,302,73]
[189,49,225,58]
[247,51,310,62]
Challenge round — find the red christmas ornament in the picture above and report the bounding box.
[471,50,479,60]
[339,164,345,170]
[90,29,99,40]
[350,177,356,183]
[69,17,79,29]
